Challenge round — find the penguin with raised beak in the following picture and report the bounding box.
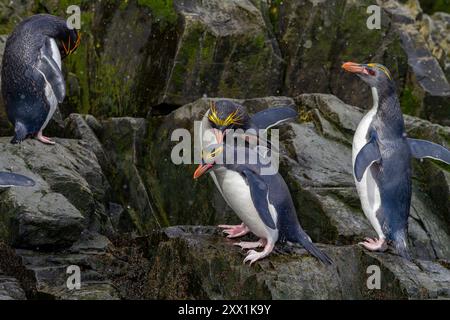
[342,62,450,259]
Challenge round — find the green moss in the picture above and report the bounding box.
[92,61,133,117]
[137,0,178,27]
[268,0,282,34]
[167,21,205,96]
[420,0,450,14]
[400,86,422,115]
[339,0,383,62]
[64,11,93,114]
[119,0,130,11]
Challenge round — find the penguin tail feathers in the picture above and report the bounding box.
[392,231,412,261]
[11,122,28,144]
[293,227,333,265]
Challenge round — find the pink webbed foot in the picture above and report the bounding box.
[234,239,266,250]
[358,237,387,252]
[243,240,274,265]
[35,132,55,145]
[218,223,250,239]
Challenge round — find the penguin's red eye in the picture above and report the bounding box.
[366,68,376,76]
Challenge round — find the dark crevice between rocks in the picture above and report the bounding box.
[0,242,39,299]
[147,102,182,117]
[257,0,286,96]
[105,234,154,299]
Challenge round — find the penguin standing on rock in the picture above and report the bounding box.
[193,144,332,265]
[199,100,297,239]
[1,14,80,144]
[342,62,450,259]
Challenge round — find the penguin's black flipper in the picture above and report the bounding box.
[250,106,297,131]
[36,38,66,103]
[240,168,276,230]
[354,138,381,182]
[407,138,450,164]
[0,172,35,187]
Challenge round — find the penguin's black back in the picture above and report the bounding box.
[221,145,306,241]
[1,14,68,137]
[370,81,412,258]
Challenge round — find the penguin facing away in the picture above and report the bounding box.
[1,14,80,145]
[199,100,298,240]
[193,143,333,265]
[342,62,450,259]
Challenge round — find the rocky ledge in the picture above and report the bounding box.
[148,226,450,300]
[0,93,447,300]
[0,0,449,300]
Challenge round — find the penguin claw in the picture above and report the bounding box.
[36,133,55,145]
[243,250,259,265]
[358,238,387,252]
[234,241,264,250]
[242,242,274,265]
[218,223,250,238]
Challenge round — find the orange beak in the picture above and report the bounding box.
[193,163,213,179]
[342,62,365,74]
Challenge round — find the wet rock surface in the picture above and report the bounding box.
[0,0,446,123]
[0,91,447,300]
[0,0,448,300]
[147,226,450,299]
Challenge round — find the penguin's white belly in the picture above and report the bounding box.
[39,38,61,132]
[352,109,384,239]
[214,169,277,241]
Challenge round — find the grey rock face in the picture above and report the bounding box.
[0,0,448,300]
[0,273,26,300]
[147,226,450,299]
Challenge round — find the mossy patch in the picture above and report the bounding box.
[400,85,422,115]
[419,0,450,14]
[137,0,178,28]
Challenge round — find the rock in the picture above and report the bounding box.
[15,247,121,300]
[98,117,162,233]
[419,0,450,15]
[64,114,107,165]
[2,0,448,124]
[420,12,450,82]
[0,0,34,35]
[396,23,450,125]
[0,138,111,249]
[0,34,12,137]
[117,93,449,261]
[268,0,408,110]
[147,226,450,299]
[70,231,112,253]
[0,0,448,300]
[161,0,283,106]
[0,274,26,300]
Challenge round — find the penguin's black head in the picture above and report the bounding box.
[58,28,81,58]
[342,62,393,88]
[207,100,250,143]
[25,14,81,58]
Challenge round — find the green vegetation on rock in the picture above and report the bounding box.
[420,0,450,14]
